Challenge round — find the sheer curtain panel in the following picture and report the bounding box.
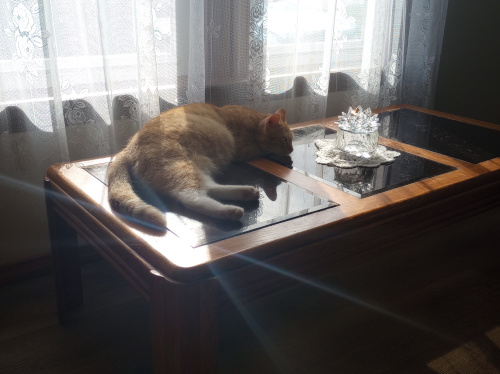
[0,0,448,264]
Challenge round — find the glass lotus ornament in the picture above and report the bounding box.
[335,106,380,158]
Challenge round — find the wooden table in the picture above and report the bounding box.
[44,105,500,373]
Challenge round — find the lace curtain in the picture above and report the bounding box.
[0,0,448,264]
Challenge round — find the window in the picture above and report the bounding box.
[265,0,370,95]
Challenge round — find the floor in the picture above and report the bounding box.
[1,207,500,373]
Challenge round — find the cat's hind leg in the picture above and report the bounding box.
[175,190,245,221]
[203,174,260,201]
[150,162,251,220]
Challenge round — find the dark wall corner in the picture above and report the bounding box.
[434,0,500,125]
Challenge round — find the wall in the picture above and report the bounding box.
[434,0,500,125]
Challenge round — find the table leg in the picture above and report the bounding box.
[149,270,218,373]
[45,179,83,324]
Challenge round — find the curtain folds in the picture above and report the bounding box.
[0,0,448,263]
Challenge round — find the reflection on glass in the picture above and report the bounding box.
[267,125,456,198]
[378,109,500,163]
[333,167,375,195]
[82,162,337,247]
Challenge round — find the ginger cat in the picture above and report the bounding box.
[107,103,294,228]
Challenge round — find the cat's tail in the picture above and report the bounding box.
[107,152,166,229]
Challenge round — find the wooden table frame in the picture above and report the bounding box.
[44,105,500,373]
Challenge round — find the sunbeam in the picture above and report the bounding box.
[0,173,47,197]
[0,172,165,233]
[214,270,292,373]
[0,173,460,353]
[211,248,461,352]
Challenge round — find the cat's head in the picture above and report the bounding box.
[260,109,294,156]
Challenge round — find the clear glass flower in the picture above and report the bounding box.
[336,106,380,133]
[336,106,380,157]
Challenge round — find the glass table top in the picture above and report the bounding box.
[378,108,500,163]
[83,162,337,247]
[80,108,494,243]
[267,124,457,198]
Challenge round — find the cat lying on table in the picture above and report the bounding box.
[107,103,294,228]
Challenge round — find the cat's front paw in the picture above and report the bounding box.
[241,186,260,201]
[220,206,244,221]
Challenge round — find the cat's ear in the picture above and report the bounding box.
[275,108,286,121]
[265,113,281,129]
